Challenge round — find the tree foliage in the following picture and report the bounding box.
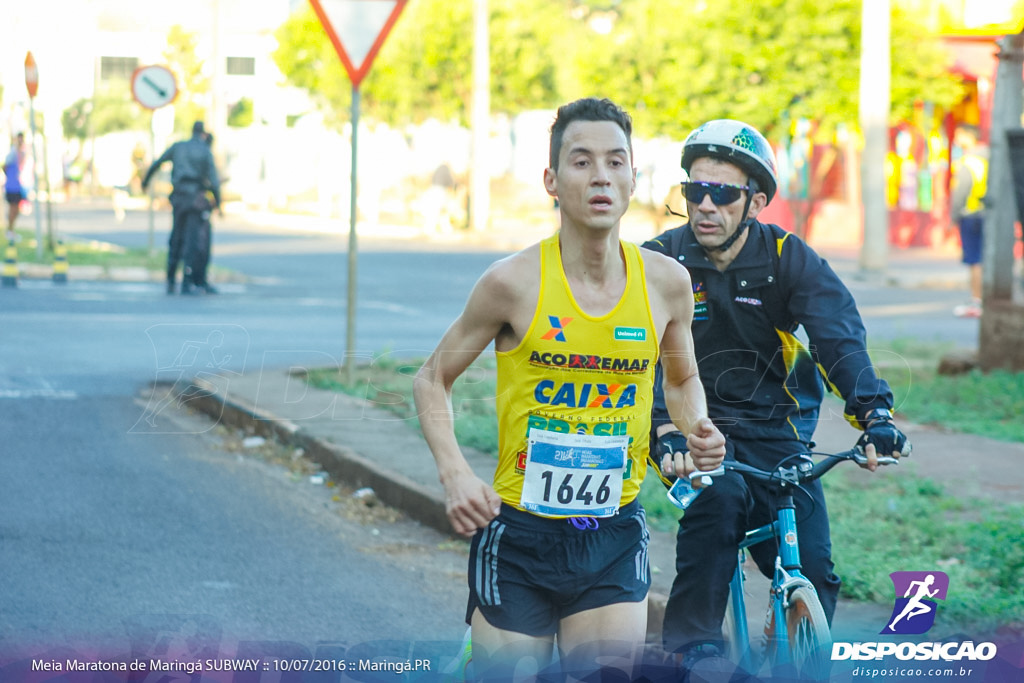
[272,0,568,128]
[61,84,149,141]
[163,25,211,135]
[272,0,964,139]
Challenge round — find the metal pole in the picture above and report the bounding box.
[345,85,360,386]
[469,0,490,232]
[858,0,891,274]
[41,122,54,251]
[981,32,1024,303]
[148,117,156,256]
[28,98,43,260]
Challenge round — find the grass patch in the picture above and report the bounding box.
[870,338,1024,443]
[8,228,167,270]
[825,467,1024,633]
[305,354,499,454]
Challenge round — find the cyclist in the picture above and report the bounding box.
[413,98,726,680]
[641,119,911,672]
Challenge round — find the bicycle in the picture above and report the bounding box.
[668,447,899,681]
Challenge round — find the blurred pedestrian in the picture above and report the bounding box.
[949,124,988,318]
[189,132,223,293]
[142,121,222,295]
[3,132,27,242]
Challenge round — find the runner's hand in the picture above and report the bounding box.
[687,417,726,472]
[443,470,502,538]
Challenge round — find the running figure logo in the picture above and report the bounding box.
[881,571,949,635]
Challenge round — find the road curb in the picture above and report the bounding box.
[188,378,454,536]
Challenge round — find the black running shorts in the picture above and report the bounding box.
[466,498,650,636]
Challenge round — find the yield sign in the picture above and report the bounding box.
[309,0,407,88]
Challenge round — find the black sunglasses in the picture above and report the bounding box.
[681,181,749,205]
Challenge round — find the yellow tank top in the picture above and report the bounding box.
[493,235,659,516]
[962,154,988,214]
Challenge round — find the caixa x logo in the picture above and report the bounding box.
[882,570,949,635]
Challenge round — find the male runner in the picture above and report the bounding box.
[413,97,725,680]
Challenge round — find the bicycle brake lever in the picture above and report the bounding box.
[851,448,900,467]
[689,466,725,488]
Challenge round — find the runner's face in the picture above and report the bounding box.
[686,157,764,250]
[544,121,636,232]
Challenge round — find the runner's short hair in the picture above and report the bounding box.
[549,98,633,170]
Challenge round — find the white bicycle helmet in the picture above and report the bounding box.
[681,119,778,203]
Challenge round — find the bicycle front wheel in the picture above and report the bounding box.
[768,586,832,680]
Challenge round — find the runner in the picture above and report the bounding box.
[413,97,726,680]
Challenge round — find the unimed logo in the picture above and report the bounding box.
[881,571,949,635]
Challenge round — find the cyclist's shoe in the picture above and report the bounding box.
[673,643,735,683]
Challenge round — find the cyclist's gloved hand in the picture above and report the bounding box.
[656,430,692,481]
[855,408,912,461]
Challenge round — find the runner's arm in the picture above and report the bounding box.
[648,255,725,474]
[413,264,512,537]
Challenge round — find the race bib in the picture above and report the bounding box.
[520,429,628,518]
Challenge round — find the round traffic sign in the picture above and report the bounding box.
[131,65,178,110]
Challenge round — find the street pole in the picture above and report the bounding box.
[981,31,1024,303]
[858,0,891,274]
[41,124,54,251]
[28,98,43,260]
[149,116,156,256]
[469,0,490,232]
[345,85,360,386]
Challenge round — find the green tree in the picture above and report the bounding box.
[572,0,963,139]
[272,0,962,141]
[163,25,211,134]
[272,0,567,129]
[228,97,255,127]
[61,85,149,142]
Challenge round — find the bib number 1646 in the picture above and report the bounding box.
[520,429,628,518]
[540,471,612,507]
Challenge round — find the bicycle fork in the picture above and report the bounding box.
[764,499,816,668]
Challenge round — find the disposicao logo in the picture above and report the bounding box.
[882,571,948,635]
[831,570,998,663]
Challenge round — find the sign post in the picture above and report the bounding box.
[131,65,178,257]
[24,52,44,260]
[308,0,407,384]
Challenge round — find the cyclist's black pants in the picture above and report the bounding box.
[662,437,842,654]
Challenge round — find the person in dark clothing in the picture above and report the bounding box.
[188,132,221,293]
[142,121,221,294]
[641,119,911,671]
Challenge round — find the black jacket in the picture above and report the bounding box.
[143,134,221,208]
[643,220,893,442]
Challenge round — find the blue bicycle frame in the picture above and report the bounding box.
[727,486,817,673]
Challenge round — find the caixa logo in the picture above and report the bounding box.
[882,571,949,635]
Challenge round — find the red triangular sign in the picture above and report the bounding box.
[309,0,407,88]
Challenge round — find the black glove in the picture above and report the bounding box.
[855,408,911,457]
[656,430,689,483]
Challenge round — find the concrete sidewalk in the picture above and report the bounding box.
[187,367,1024,644]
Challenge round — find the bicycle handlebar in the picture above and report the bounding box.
[689,447,899,489]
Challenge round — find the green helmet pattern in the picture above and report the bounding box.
[681,119,779,202]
